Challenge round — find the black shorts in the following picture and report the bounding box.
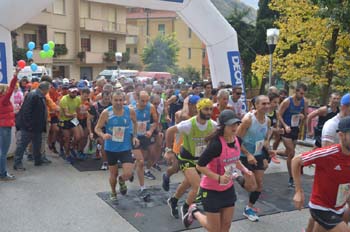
[105,150,133,166]
[133,135,156,150]
[200,185,237,213]
[58,120,78,130]
[79,119,87,129]
[240,155,266,171]
[310,208,344,230]
[50,116,59,124]
[282,127,299,140]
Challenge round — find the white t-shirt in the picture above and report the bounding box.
[176,117,217,135]
[228,97,246,118]
[321,114,340,144]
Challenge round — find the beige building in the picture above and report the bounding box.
[14,0,129,80]
[126,8,207,78]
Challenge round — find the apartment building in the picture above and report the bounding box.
[126,8,210,79]
[13,0,129,80]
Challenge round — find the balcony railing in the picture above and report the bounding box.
[127,24,138,36]
[80,18,126,34]
[126,36,138,45]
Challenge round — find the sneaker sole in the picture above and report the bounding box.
[243,212,259,222]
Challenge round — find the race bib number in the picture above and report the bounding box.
[195,145,206,157]
[112,126,125,142]
[335,183,350,208]
[137,121,147,135]
[255,140,264,155]
[224,163,237,176]
[71,118,79,126]
[291,114,300,127]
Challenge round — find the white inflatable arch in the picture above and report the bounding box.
[0,0,246,105]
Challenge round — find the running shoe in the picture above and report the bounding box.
[139,189,151,202]
[65,156,74,164]
[0,173,15,181]
[100,162,108,170]
[162,173,170,191]
[167,197,179,219]
[181,204,189,221]
[271,156,280,164]
[129,173,134,182]
[70,149,78,159]
[118,177,128,195]
[288,177,295,188]
[153,163,162,171]
[110,192,117,202]
[77,152,87,160]
[144,170,156,180]
[27,154,33,161]
[243,206,259,222]
[182,204,198,228]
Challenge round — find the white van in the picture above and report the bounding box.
[98,69,138,81]
[18,66,50,81]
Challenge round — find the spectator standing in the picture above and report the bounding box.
[0,70,19,180]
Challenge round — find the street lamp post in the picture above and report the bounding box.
[266,28,280,87]
[115,52,122,82]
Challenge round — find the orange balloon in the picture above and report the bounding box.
[18,60,26,69]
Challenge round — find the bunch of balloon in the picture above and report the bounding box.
[25,41,38,72]
[39,41,55,60]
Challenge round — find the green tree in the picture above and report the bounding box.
[226,8,258,88]
[11,31,26,64]
[141,33,179,73]
[175,65,200,83]
[252,0,350,104]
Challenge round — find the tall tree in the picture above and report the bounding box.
[226,8,257,88]
[252,0,350,104]
[141,33,179,73]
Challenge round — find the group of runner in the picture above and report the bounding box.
[2,73,350,231]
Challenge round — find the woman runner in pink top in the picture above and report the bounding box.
[182,109,256,231]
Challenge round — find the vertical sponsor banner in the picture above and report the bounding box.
[0,42,7,84]
[227,51,247,112]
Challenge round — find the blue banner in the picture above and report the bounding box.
[160,0,184,3]
[0,42,7,84]
[227,51,247,111]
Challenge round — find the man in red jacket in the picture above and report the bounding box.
[0,69,19,180]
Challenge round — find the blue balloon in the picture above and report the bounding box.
[28,41,35,50]
[43,43,50,52]
[26,51,33,59]
[30,63,38,72]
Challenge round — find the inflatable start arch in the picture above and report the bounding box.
[0,0,246,108]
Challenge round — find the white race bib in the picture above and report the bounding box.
[71,118,79,126]
[112,126,125,142]
[335,183,350,208]
[195,145,206,157]
[255,140,264,155]
[291,114,300,127]
[137,121,147,136]
[224,163,237,176]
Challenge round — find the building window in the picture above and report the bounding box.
[158,24,165,35]
[202,65,206,76]
[188,28,192,38]
[202,48,206,59]
[134,47,138,54]
[126,47,130,54]
[81,37,91,52]
[108,39,117,52]
[188,48,192,59]
[53,0,65,15]
[24,34,37,48]
[54,32,66,45]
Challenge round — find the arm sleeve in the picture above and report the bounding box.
[198,138,222,167]
[301,145,338,166]
[3,75,18,102]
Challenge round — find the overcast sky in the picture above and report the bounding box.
[242,0,258,9]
